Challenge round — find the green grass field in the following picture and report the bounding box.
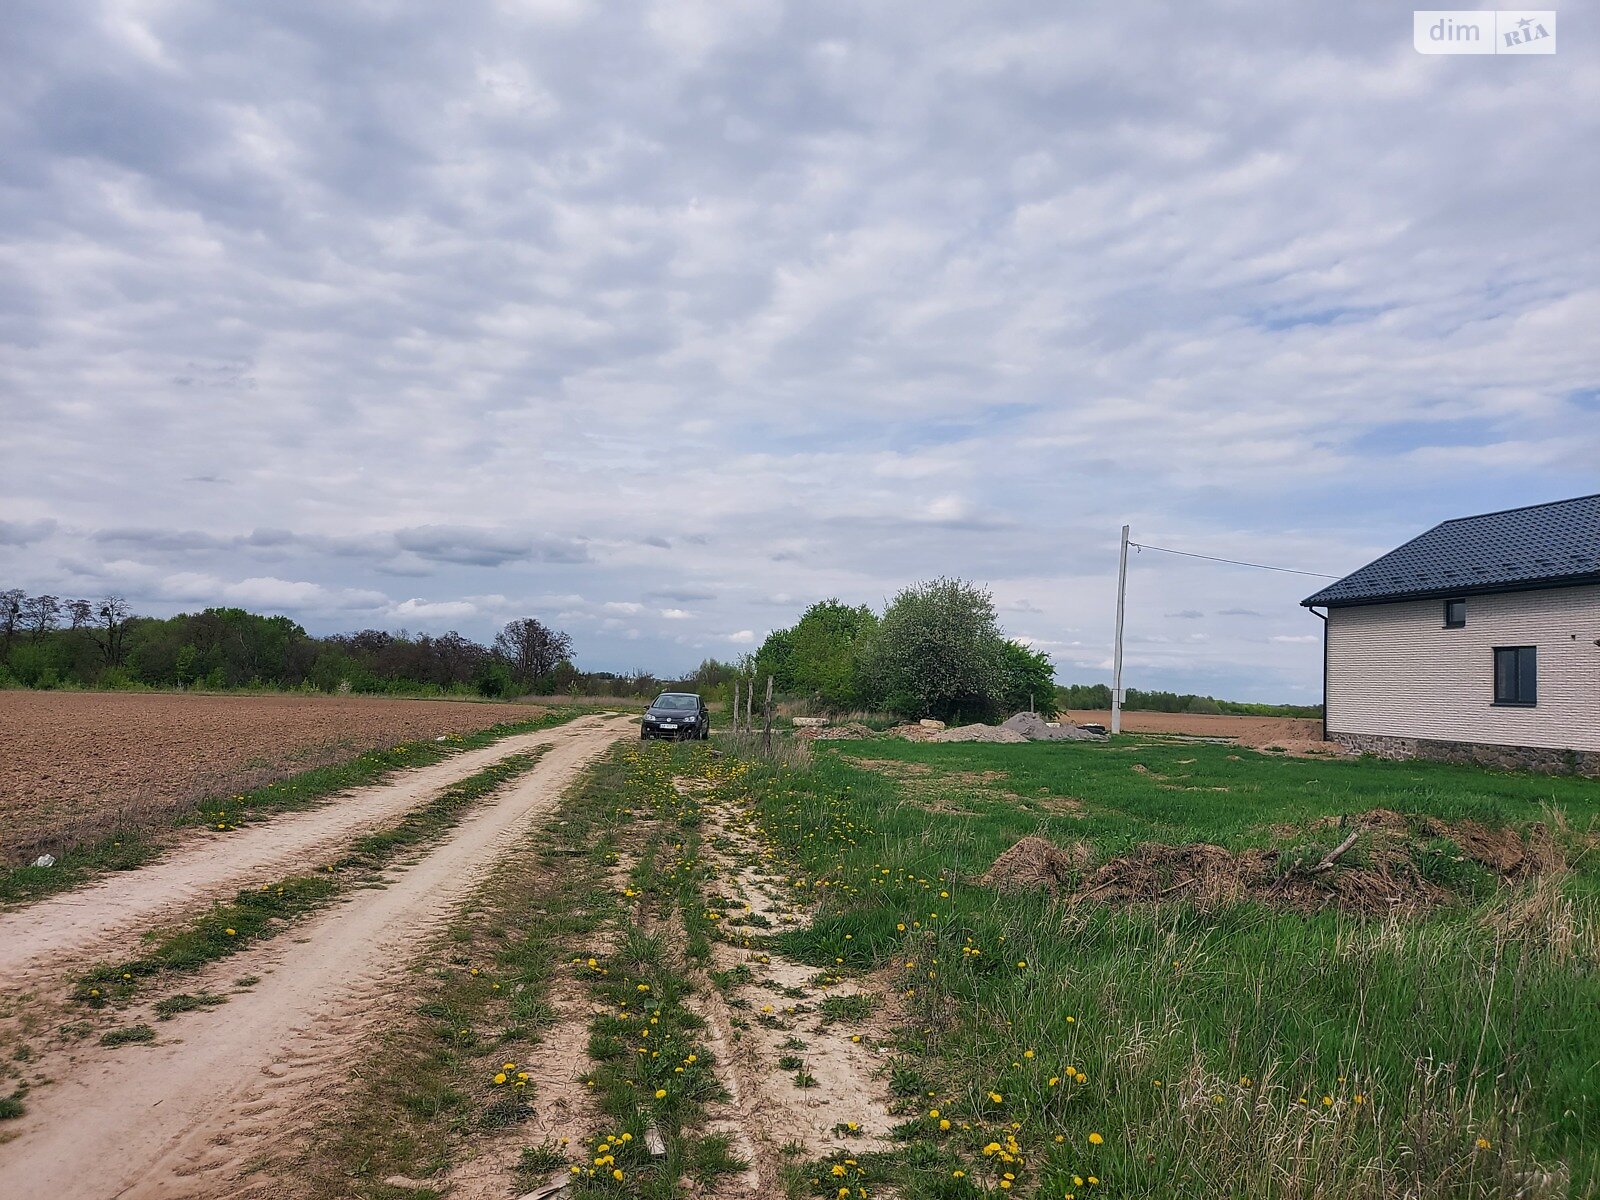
[711,736,1599,1198]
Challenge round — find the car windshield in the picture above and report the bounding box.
[651,694,697,711]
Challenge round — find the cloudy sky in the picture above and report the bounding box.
[2,2,1596,701]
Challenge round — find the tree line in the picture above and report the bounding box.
[1,583,1315,717]
[1055,681,1321,719]
[0,589,653,698]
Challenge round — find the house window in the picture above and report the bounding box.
[1444,598,1466,628]
[1492,646,1537,706]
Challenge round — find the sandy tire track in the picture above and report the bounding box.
[0,716,633,1200]
[0,714,614,983]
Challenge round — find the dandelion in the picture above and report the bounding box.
[655,1089,667,1099]
[1476,1137,1491,1149]
[1088,1132,1104,1145]
[989,1092,1003,1104]
[224,928,236,936]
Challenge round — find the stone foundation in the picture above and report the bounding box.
[1332,731,1600,778]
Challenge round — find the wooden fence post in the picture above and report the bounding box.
[731,680,740,736]
[762,674,774,755]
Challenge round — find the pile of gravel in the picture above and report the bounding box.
[931,723,1028,743]
[1000,712,1107,742]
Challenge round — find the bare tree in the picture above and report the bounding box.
[94,595,132,666]
[492,617,573,690]
[0,588,23,653]
[21,594,60,640]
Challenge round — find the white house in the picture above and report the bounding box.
[1302,494,1600,776]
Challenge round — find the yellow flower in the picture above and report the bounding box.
[1476,1137,1491,1149]
[1088,1132,1104,1145]
[989,1091,1004,1104]
[493,1072,507,1085]
[655,1089,667,1099]
[613,1168,624,1181]
[224,928,236,936]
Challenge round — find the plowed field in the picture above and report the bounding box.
[0,690,547,861]
[1065,709,1327,748]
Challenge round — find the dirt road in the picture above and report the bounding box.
[0,713,616,983]
[0,714,633,1200]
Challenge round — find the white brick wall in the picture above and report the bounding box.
[1326,584,1600,752]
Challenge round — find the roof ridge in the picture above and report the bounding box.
[1437,491,1600,525]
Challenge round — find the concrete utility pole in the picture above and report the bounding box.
[1112,523,1129,735]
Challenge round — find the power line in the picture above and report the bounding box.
[1127,541,1339,580]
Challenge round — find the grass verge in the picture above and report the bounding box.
[292,742,749,1200]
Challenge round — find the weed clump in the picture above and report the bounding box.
[974,810,1564,913]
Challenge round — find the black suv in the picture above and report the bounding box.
[640,692,710,740]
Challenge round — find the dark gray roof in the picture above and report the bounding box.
[1302,493,1600,608]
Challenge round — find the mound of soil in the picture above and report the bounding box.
[884,723,939,742]
[976,808,1564,913]
[1072,841,1454,913]
[932,724,1027,744]
[1000,712,1106,742]
[977,836,1094,892]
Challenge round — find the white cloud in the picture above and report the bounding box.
[389,597,481,622]
[0,1,1590,700]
